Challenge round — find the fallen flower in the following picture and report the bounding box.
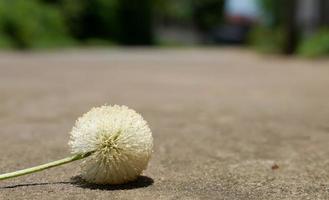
[0,105,153,185]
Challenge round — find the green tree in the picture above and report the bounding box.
[0,0,71,49]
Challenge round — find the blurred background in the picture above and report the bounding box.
[0,0,328,57]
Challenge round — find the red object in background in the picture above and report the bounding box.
[225,15,257,26]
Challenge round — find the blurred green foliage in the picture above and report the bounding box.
[0,0,73,49]
[154,0,193,25]
[297,28,329,58]
[155,0,224,32]
[252,0,301,55]
[0,0,226,49]
[0,0,155,48]
[257,0,283,26]
[250,0,283,53]
[248,26,285,53]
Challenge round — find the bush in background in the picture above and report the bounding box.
[0,0,155,48]
[297,28,329,58]
[0,0,228,49]
[154,0,224,32]
[0,0,73,49]
[251,0,300,54]
[249,0,284,52]
[248,26,285,53]
[154,0,193,25]
[61,0,154,45]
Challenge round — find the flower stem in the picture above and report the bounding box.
[0,152,92,181]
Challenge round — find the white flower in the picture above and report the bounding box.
[69,105,153,184]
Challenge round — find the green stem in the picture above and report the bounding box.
[0,152,92,181]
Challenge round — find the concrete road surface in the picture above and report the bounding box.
[0,48,329,199]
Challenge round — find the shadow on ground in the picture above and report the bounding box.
[0,175,154,191]
[71,175,154,190]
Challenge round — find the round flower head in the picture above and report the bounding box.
[69,105,153,184]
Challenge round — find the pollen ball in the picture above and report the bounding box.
[69,105,153,184]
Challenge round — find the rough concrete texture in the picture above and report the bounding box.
[0,48,329,199]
